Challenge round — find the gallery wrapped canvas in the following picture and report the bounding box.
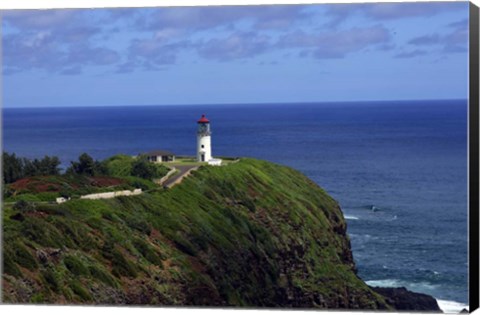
[1,1,479,313]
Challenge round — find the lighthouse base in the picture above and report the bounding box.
[207,158,223,166]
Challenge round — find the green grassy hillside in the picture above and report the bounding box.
[2,158,391,308]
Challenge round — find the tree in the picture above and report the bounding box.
[3,152,62,183]
[68,153,95,176]
[40,156,61,175]
[3,152,25,183]
[67,153,106,176]
[131,156,158,180]
[23,156,61,177]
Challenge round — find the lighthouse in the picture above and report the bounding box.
[197,114,212,162]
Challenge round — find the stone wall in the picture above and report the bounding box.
[79,189,142,200]
[153,167,177,185]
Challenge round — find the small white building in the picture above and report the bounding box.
[145,150,175,163]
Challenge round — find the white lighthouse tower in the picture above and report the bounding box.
[197,114,212,162]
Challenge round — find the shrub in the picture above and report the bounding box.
[13,200,36,213]
[64,255,89,276]
[127,179,150,190]
[30,293,45,303]
[88,265,117,287]
[133,238,162,265]
[70,280,92,302]
[131,156,158,180]
[42,268,60,292]
[110,249,138,278]
[21,218,65,248]
[127,218,151,235]
[52,218,95,250]
[14,243,38,271]
[36,204,70,217]
[3,185,14,198]
[173,238,197,257]
[102,155,133,177]
[3,253,21,277]
[35,192,60,202]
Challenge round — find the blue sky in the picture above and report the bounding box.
[1,2,470,108]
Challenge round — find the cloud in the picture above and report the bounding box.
[3,31,63,74]
[139,5,310,32]
[3,4,467,76]
[61,66,83,76]
[3,28,119,75]
[448,18,468,30]
[128,37,191,65]
[2,6,312,75]
[278,25,390,58]
[394,49,427,59]
[406,18,468,54]
[324,2,467,27]
[408,34,440,46]
[67,45,120,65]
[443,45,467,53]
[2,9,79,29]
[115,61,137,74]
[2,9,121,75]
[365,3,464,20]
[196,32,271,61]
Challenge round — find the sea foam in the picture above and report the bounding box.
[436,299,468,313]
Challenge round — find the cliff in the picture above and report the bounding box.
[2,158,440,310]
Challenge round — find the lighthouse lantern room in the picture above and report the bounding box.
[197,114,212,162]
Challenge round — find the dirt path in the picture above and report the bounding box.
[162,165,199,188]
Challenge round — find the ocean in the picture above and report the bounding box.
[2,100,469,310]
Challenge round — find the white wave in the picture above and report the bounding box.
[344,215,359,220]
[437,299,468,313]
[366,279,439,292]
[366,279,402,288]
[371,205,381,212]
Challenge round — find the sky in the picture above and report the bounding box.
[1,1,471,108]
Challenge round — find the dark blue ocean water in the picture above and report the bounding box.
[2,100,468,307]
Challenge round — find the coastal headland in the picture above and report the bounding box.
[2,155,440,310]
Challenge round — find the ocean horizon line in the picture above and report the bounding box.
[2,98,467,110]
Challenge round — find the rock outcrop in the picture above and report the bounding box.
[371,287,441,311]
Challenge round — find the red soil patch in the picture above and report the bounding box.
[10,178,42,191]
[10,177,68,193]
[10,176,125,193]
[88,176,125,187]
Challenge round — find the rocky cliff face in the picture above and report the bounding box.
[371,287,440,311]
[2,158,439,311]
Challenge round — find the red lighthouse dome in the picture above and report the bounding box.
[197,114,210,123]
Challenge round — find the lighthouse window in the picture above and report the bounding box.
[201,145,204,148]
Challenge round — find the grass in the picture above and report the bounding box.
[170,156,239,166]
[2,157,390,309]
